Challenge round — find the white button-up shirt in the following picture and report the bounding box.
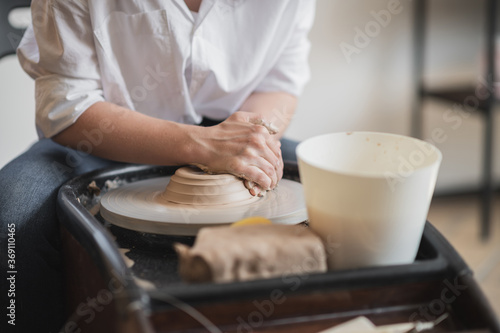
[18,0,315,138]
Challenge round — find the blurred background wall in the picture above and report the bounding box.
[1,0,499,194]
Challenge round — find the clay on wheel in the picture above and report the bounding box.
[158,166,260,206]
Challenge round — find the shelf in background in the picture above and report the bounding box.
[422,87,499,113]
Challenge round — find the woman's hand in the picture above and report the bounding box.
[187,111,283,196]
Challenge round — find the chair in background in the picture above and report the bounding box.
[0,0,31,59]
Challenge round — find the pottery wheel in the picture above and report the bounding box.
[100,167,308,236]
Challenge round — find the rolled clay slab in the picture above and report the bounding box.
[100,167,308,236]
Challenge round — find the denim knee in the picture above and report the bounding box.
[0,139,124,247]
[0,139,125,332]
[0,142,68,244]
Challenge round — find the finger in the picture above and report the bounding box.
[249,144,280,188]
[245,179,269,197]
[244,179,253,191]
[228,157,271,192]
[256,156,279,190]
[276,151,284,184]
[240,161,275,191]
[244,180,258,196]
[265,137,281,159]
[248,126,280,168]
[254,185,265,197]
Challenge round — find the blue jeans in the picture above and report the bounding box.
[0,139,126,333]
[0,137,298,333]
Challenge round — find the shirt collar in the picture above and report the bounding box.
[173,0,217,28]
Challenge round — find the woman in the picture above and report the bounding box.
[0,0,315,331]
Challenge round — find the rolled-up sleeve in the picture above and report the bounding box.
[17,0,104,138]
[255,0,316,97]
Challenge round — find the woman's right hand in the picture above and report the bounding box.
[187,111,283,196]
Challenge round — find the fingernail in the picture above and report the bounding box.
[252,186,259,196]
